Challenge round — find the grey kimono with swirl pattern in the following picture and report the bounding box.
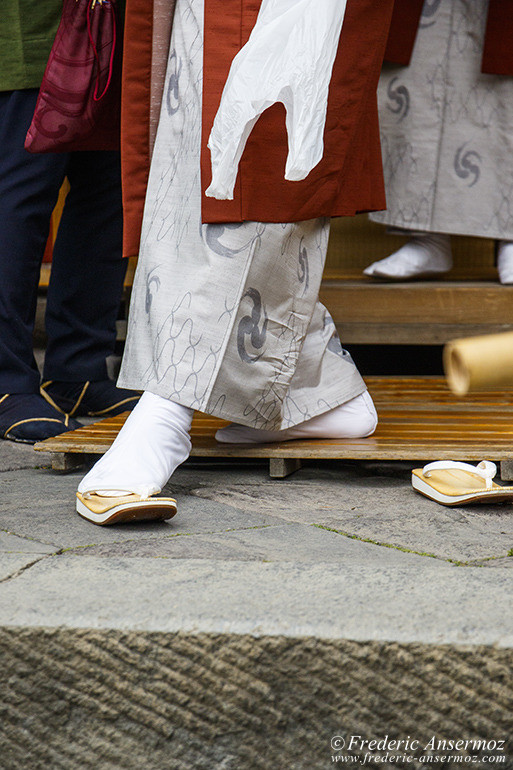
[118,0,367,429]
[371,0,513,240]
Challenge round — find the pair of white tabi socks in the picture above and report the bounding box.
[78,391,378,496]
[363,233,513,285]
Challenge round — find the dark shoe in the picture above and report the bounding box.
[41,380,140,418]
[0,393,82,444]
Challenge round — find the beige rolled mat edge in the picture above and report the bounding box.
[444,331,513,396]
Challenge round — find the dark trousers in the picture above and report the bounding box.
[0,89,127,393]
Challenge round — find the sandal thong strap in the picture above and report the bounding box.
[81,483,161,500]
[422,460,497,489]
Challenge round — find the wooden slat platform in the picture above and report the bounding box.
[34,377,513,477]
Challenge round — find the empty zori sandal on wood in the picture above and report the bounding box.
[411,461,513,506]
[76,490,177,526]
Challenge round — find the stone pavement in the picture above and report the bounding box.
[1,439,512,769]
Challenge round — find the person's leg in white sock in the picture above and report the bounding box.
[363,233,452,280]
[497,240,513,284]
[78,391,193,497]
[215,390,377,444]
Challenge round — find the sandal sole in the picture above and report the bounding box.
[76,497,177,525]
[412,474,513,506]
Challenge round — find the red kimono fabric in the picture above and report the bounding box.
[385,0,513,75]
[121,0,394,256]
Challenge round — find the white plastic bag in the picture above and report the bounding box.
[206,0,348,200]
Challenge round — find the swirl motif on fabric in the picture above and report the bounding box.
[237,289,268,364]
[298,238,310,291]
[386,77,410,121]
[166,51,182,116]
[205,223,246,258]
[145,270,161,313]
[454,144,481,187]
[420,0,442,28]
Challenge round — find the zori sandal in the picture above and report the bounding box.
[76,490,177,525]
[411,460,513,506]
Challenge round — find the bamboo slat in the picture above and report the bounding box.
[33,377,513,466]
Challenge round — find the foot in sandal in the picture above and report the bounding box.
[215,391,377,444]
[76,491,178,526]
[76,392,193,525]
[411,460,513,506]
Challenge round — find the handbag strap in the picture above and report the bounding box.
[86,0,117,102]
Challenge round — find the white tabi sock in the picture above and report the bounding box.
[497,241,513,284]
[363,233,452,280]
[77,392,193,497]
[215,391,378,444]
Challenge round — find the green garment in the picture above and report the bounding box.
[0,1,61,91]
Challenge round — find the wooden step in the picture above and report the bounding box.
[39,214,503,347]
[39,265,513,345]
[34,376,513,478]
[320,280,513,345]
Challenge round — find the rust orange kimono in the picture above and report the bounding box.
[121,0,395,257]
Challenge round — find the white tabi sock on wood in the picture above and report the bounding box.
[497,241,513,284]
[215,391,378,444]
[363,233,452,280]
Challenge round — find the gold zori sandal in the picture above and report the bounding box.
[76,489,177,525]
[411,460,513,506]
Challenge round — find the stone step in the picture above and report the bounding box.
[1,557,512,768]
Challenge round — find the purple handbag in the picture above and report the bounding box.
[25,0,122,153]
